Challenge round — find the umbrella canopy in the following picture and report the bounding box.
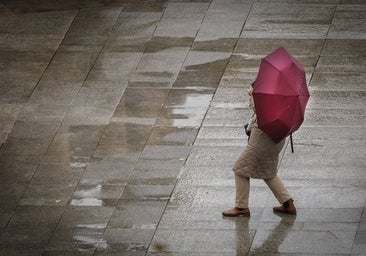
[253,47,310,143]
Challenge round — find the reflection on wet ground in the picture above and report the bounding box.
[0,0,366,255]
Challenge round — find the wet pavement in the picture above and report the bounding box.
[0,0,365,255]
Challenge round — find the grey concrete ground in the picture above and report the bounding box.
[0,0,365,255]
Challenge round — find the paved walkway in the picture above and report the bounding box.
[0,0,365,255]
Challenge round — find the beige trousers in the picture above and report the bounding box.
[235,173,292,208]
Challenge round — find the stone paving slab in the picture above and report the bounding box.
[0,0,365,255]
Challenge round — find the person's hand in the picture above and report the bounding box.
[247,87,253,96]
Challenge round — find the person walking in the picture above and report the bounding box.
[222,82,296,217]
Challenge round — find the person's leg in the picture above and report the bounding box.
[235,173,250,208]
[265,176,296,215]
[264,176,291,204]
[222,174,250,217]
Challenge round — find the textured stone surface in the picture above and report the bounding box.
[0,0,365,255]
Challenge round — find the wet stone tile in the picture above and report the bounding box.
[137,48,190,73]
[94,52,143,71]
[179,165,234,180]
[279,165,366,182]
[93,123,152,157]
[98,228,154,254]
[310,72,366,91]
[212,87,247,104]
[72,184,124,201]
[95,250,145,256]
[121,185,174,200]
[0,137,52,157]
[302,222,359,232]
[0,224,56,249]
[0,82,36,104]
[0,10,77,34]
[185,146,242,166]
[197,16,247,39]
[20,184,76,206]
[195,126,247,146]
[0,249,45,256]
[113,88,170,118]
[129,71,177,85]
[303,108,365,127]
[110,199,167,229]
[284,186,366,209]
[322,39,366,56]
[202,106,249,127]
[67,16,118,37]
[17,104,69,123]
[164,89,214,108]
[162,2,209,18]
[192,38,238,52]
[49,225,104,252]
[0,180,28,199]
[119,1,167,13]
[225,54,260,73]
[250,230,355,254]
[113,13,161,36]
[80,156,136,185]
[154,18,204,37]
[48,46,101,70]
[145,36,194,53]
[147,126,198,146]
[72,82,126,107]
[41,66,90,83]
[0,49,49,62]
[159,206,263,230]
[0,33,63,51]
[328,5,366,39]
[0,68,44,84]
[128,159,184,185]
[104,36,150,52]
[0,161,38,183]
[156,107,209,127]
[56,206,114,228]
[169,185,269,209]
[62,34,109,46]
[173,70,223,88]
[63,105,117,125]
[150,229,255,254]
[234,38,324,57]
[316,55,366,72]
[183,51,231,72]
[48,206,114,251]
[308,90,365,109]
[140,145,192,161]
[0,198,17,232]
[0,205,65,249]
[86,69,131,82]
[0,105,26,143]
[241,3,334,39]
[6,120,59,141]
[46,124,105,158]
[173,177,234,188]
[28,80,83,106]
[280,136,365,167]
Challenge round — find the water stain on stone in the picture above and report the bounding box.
[185,58,230,72]
[192,38,238,52]
[145,36,194,53]
[152,242,167,252]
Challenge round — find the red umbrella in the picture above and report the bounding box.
[252,47,310,151]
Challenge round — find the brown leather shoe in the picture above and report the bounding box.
[222,207,250,217]
[273,199,297,215]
